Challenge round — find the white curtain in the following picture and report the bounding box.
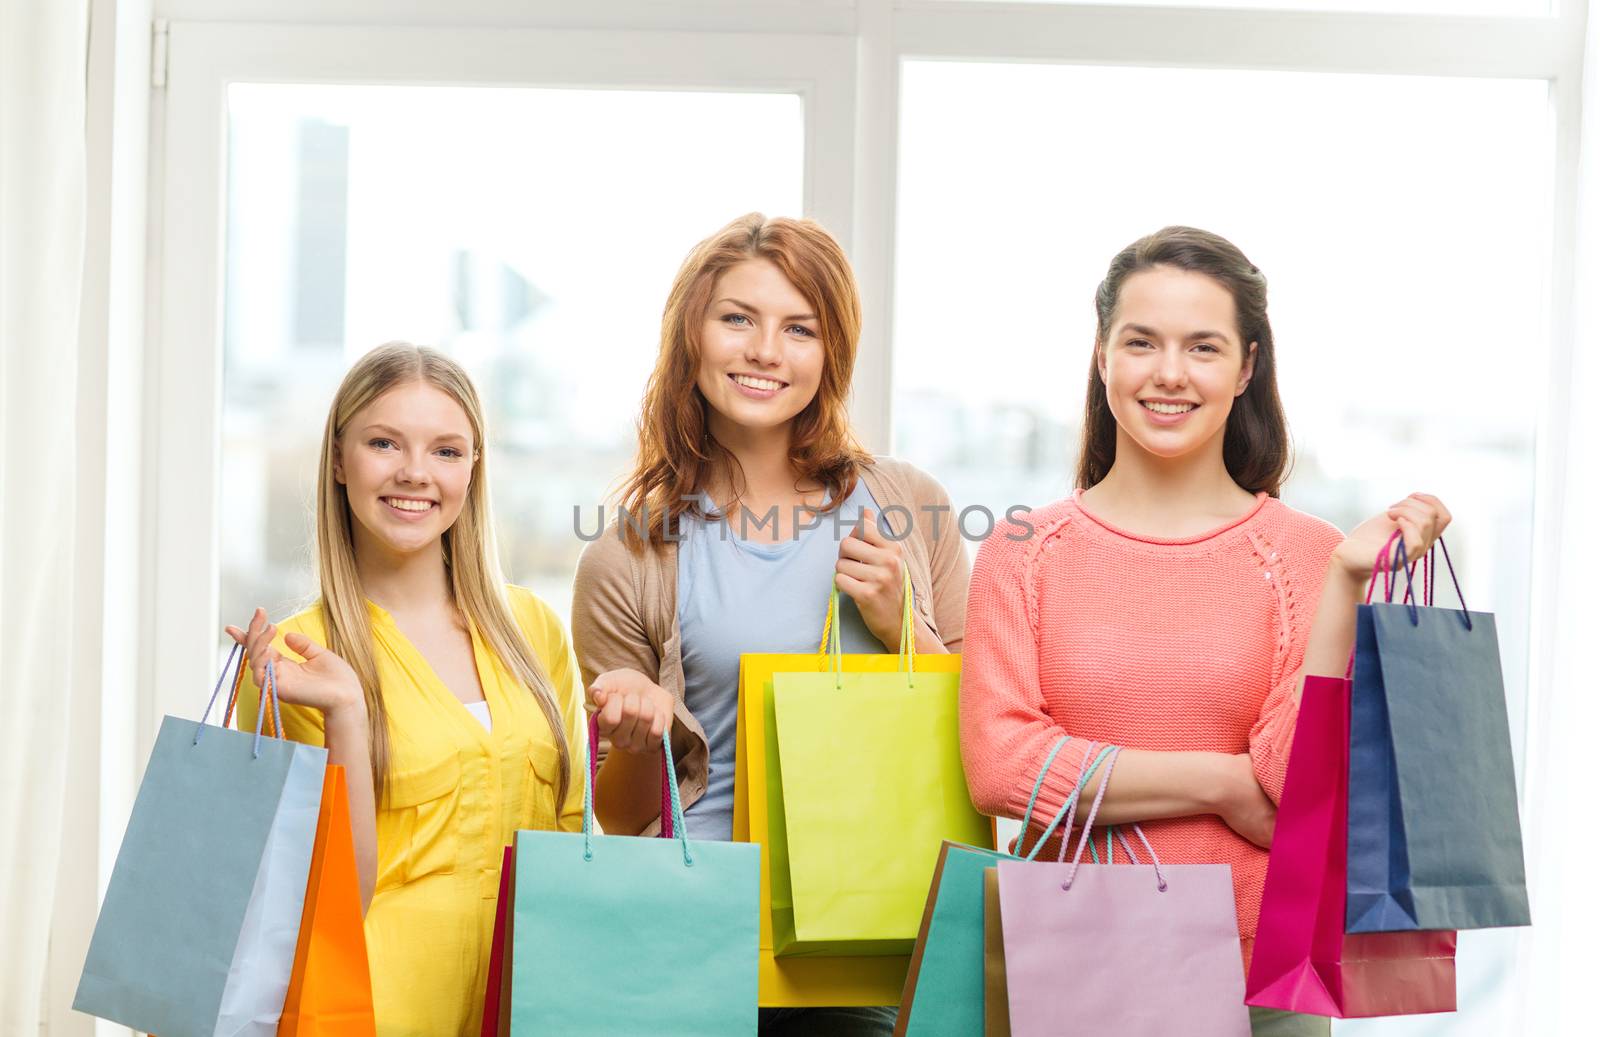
[0,0,90,1033]
[1520,2,1600,1030]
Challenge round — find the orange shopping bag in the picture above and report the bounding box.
[278,764,375,1035]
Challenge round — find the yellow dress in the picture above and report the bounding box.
[236,586,585,1037]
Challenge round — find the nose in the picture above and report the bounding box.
[747,324,782,367]
[396,448,430,485]
[1154,343,1187,389]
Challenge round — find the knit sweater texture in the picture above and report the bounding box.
[959,489,1344,968]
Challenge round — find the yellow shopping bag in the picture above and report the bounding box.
[732,573,990,1005]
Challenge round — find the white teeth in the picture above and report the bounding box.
[1143,401,1197,415]
[385,497,433,512]
[733,374,783,392]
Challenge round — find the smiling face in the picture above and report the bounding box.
[694,258,826,443]
[333,379,477,561]
[1097,265,1257,465]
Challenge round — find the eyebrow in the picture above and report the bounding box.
[1120,323,1234,344]
[714,297,818,322]
[359,423,470,444]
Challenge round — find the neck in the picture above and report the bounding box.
[1089,427,1252,522]
[704,413,808,503]
[351,530,454,615]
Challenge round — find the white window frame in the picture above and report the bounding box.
[149,18,858,741]
[118,3,1587,1034]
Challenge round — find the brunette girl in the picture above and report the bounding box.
[959,227,1451,1037]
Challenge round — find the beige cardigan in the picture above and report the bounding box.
[570,456,972,834]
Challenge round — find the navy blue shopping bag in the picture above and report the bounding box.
[1346,534,1530,933]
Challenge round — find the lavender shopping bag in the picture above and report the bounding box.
[995,745,1250,1037]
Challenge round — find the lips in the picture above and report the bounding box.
[1140,400,1199,415]
[727,372,789,400]
[382,496,436,514]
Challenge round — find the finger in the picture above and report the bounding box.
[598,691,625,737]
[283,631,322,660]
[837,534,880,564]
[586,684,610,712]
[835,557,884,586]
[1394,517,1426,563]
[613,692,643,751]
[1408,493,1453,533]
[225,626,246,644]
[856,508,891,548]
[834,571,868,600]
[647,706,668,747]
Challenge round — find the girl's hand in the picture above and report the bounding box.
[588,668,675,754]
[1215,753,1277,849]
[225,607,365,719]
[835,509,908,652]
[1331,492,1453,583]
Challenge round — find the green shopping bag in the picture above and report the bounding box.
[769,571,992,956]
[508,715,760,1035]
[896,739,1113,1037]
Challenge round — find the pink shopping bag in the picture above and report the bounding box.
[995,744,1250,1037]
[1246,673,1456,1017]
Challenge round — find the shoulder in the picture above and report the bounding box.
[1255,497,1345,564]
[574,518,657,590]
[971,496,1076,574]
[504,584,569,652]
[860,455,950,510]
[275,602,330,646]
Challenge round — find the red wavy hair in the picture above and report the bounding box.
[618,213,871,547]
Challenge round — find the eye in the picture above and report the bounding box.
[1126,338,1154,350]
[1192,343,1221,354]
[369,437,396,450]
[722,313,752,327]
[786,324,817,338]
[435,446,465,459]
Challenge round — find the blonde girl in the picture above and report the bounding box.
[230,343,585,1037]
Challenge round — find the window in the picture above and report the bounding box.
[894,59,1552,1034]
[220,84,803,627]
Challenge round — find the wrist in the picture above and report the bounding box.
[1328,552,1374,587]
[1199,753,1243,814]
[325,692,369,732]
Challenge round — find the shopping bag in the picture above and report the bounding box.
[771,573,990,955]
[75,650,327,1036]
[996,744,1251,1037]
[1347,535,1531,932]
[982,869,1009,1037]
[279,764,376,1035]
[732,575,972,1004]
[481,845,513,1037]
[897,737,1108,1036]
[507,714,759,1034]
[1246,675,1456,1017]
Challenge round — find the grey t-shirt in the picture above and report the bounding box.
[676,480,885,842]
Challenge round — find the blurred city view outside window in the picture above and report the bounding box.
[893,60,1551,1035]
[220,84,803,630]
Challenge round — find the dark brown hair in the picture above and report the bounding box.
[1076,226,1290,496]
[618,213,872,546]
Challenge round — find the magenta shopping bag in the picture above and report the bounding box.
[995,745,1250,1037]
[1247,673,1456,1017]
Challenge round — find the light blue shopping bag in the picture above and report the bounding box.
[74,649,327,1036]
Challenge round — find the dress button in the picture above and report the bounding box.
[1263,571,1273,580]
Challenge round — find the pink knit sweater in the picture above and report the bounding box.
[960,490,1344,967]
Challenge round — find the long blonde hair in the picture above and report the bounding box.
[315,342,572,806]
